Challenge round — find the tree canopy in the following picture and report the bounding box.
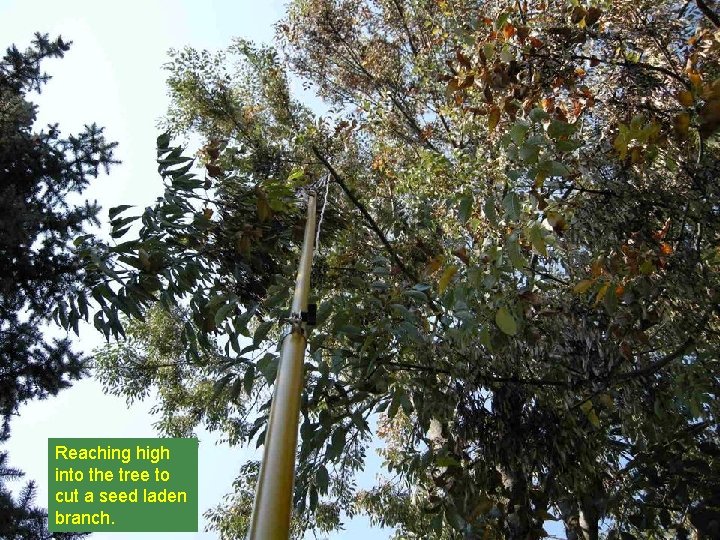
[79,1,720,538]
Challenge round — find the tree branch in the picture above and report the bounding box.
[529,51,690,88]
[613,338,694,381]
[696,0,720,28]
[311,145,422,286]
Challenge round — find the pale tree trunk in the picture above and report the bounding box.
[558,498,599,540]
[558,498,582,540]
[578,502,599,540]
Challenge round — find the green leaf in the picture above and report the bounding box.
[388,390,404,419]
[169,160,195,177]
[156,132,171,149]
[506,235,526,270]
[243,366,255,395]
[500,44,514,63]
[528,224,547,256]
[436,455,461,468]
[257,353,279,383]
[502,191,521,220]
[399,391,413,414]
[288,168,306,182]
[265,286,289,309]
[547,119,577,140]
[326,428,346,461]
[509,120,530,145]
[483,196,498,225]
[458,194,473,223]
[495,12,510,30]
[390,303,415,322]
[445,505,466,532]
[573,279,594,294]
[403,289,428,302]
[338,325,364,340]
[229,376,244,403]
[556,139,582,152]
[253,320,273,346]
[172,176,203,190]
[639,259,654,275]
[495,306,518,336]
[538,160,571,178]
[213,373,234,399]
[519,142,540,164]
[398,321,424,344]
[529,108,550,122]
[315,302,332,326]
[480,325,492,348]
[316,465,329,495]
[580,400,601,428]
[214,302,235,326]
[482,43,494,62]
[108,205,134,220]
[110,226,132,239]
[604,284,618,314]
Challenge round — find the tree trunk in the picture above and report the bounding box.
[579,505,599,540]
[558,498,582,540]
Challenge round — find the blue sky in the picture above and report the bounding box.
[1,1,392,538]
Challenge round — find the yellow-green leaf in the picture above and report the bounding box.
[427,255,444,274]
[506,235,525,270]
[495,306,517,336]
[613,124,630,159]
[594,282,610,305]
[438,265,458,294]
[639,259,654,275]
[580,400,600,428]
[529,224,547,256]
[573,279,594,294]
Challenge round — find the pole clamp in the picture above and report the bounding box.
[285,304,316,334]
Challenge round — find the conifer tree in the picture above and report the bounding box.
[0,33,117,539]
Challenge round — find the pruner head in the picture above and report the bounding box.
[294,185,317,205]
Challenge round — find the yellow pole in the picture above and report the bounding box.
[247,191,317,540]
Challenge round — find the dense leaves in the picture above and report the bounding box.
[78,2,720,538]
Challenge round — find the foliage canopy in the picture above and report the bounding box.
[80,2,720,538]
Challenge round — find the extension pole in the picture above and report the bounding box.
[247,191,317,540]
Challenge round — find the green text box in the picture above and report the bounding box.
[48,438,198,532]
